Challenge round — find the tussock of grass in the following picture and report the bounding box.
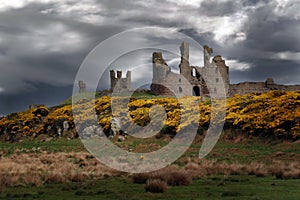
[0,151,123,190]
[145,179,168,193]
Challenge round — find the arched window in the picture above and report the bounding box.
[192,68,196,77]
[179,87,183,93]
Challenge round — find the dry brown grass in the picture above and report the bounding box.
[132,173,150,184]
[145,179,168,193]
[133,165,192,187]
[1,150,299,191]
[185,159,300,179]
[151,167,192,186]
[282,169,300,179]
[0,151,123,190]
[132,158,300,190]
[46,173,66,184]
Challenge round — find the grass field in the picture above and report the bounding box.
[1,134,299,164]
[0,138,86,156]
[1,176,300,200]
[0,135,299,199]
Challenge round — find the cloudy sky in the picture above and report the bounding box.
[0,0,299,115]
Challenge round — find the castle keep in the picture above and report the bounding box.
[110,42,300,96]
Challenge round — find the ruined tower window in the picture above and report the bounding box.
[214,88,217,93]
[179,87,183,93]
[192,68,196,77]
[215,68,218,74]
[179,78,181,82]
[216,78,219,82]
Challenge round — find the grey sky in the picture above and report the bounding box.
[0,0,299,115]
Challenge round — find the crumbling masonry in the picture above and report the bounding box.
[110,70,132,93]
[151,41,229,97]
[110,42,300,96]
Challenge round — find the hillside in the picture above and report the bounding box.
[0,91,299,142]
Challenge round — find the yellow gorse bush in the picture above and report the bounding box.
[0,91,299,139]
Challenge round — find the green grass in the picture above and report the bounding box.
[0,138,86,156]
[0,136,299,199]
[175,135,300,164]
[0,135,299,164]
[58,92,102,107]
[0,176,299,200]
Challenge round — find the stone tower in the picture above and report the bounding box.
[212,55,230,95]
[78,80,86,93]
[110,70,132,93]
[179,41,190,78]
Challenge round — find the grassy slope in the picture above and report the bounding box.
[0,138,86,155]
[1,90,300,140]
[0,135,299,164]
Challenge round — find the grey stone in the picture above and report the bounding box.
[108,41,300,97]
[110,70,132,94]
[117,135,125,142]
[78,80,86,93]
[57,128,62,136]
[63,121,69,132]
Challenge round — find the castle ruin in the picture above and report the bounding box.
[229,78,300,96]
[110,70,132,93]
[109,41,300,96]
[151,41,229,97]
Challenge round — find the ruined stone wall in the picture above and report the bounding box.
[151,51,192,97]
[229,82,267,96]
[110,70,132,93]
[110,41,300,97]
[229,78,300,96]
[276,85,300,91]
[151,42,229,96]
[151,41,229,97]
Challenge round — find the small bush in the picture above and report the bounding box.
[69,172,88,182]
[282,170,300,179]
[255,170,267,177]
[269,166,284,179]
[0,174,16,189]
[164,170,192,186]
[46,173,66,183]
[132,173,150,184]
[145,179,168,193]
[151,168,192,186]
[21,174,43,187]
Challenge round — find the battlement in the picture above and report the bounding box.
[110,70,131,93]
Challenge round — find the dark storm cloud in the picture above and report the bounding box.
[0,0,300,115]
[230,59,300,84]
[199,1,237,16]
[220,1,300,84]
[0,1,124,115]
[0,10,122,92]
[244,9,300,52]
[179,29,220,50]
